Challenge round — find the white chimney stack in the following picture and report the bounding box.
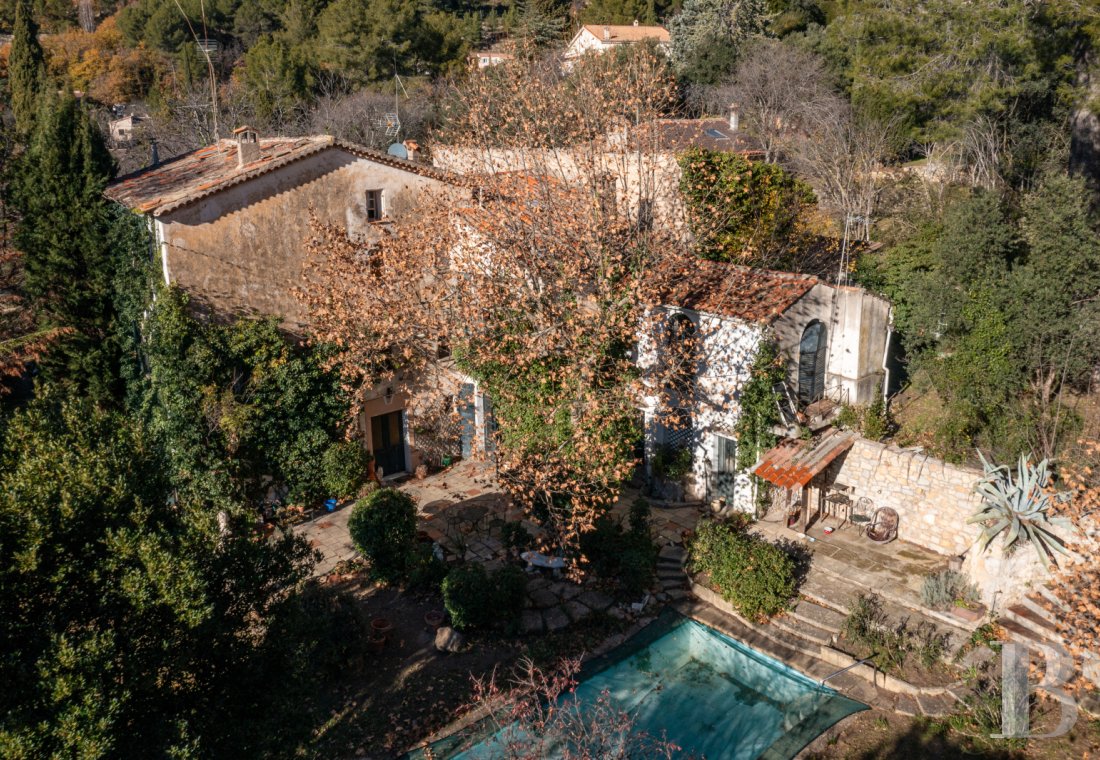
[603,25,611,41]
[633,19,639,26]
[233,125,261,167]
[728,106,740,131]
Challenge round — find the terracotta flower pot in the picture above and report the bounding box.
[425,610,445,630]
[367,633,386,654]
[371,617,394,640]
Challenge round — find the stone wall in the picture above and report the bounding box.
[829,438,983,558]
[158,147,453,330]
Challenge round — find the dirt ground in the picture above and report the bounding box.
[301,571,631,760]
[802,699,1100,760]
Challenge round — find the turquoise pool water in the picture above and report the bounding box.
[422,616,866,759]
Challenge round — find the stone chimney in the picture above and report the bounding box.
[150,138,159,168]
[728,105,740,131]
[403,140,420,162]
[603,25,611,41]
[233,125,261,167]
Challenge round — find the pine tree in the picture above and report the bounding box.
[8,0,47,136]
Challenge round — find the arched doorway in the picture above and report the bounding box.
[798,321,827,406]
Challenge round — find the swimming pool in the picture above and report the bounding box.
[420,614,866,759]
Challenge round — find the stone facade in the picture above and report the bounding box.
[827,438,983,558]
[153,147,452,330]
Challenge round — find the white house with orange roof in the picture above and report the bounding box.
[638,259,893,511]
[563,21,670,63]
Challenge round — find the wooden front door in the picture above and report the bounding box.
[371,410,406,476]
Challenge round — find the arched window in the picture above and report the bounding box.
[798,321,827,406]
[665,313,698,408]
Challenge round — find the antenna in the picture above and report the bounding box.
[172,0,218,139]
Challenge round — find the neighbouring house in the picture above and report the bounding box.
[653,108,764,159]
[108,113,145,146]
[468,48,515,69]
[639,259,893,511]
[105,126,481,478]
[563,22,670,63]
[432,110,763,233]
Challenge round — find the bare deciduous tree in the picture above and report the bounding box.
[710,38,833,163]
[789,96,899,281]
[450,657,681,759]
[298,47,696,556]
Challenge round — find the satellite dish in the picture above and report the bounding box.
[387,143,408,159]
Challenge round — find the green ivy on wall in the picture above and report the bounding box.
[678,147,816,267]
[734,340,786,471]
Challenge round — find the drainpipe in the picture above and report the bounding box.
[880,305,894,403]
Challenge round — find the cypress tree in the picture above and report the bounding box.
[9,92,122,400]
[8,0,47,136]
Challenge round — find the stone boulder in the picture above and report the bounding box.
[435,626,465,653]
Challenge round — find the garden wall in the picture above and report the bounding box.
[829,438,983,558]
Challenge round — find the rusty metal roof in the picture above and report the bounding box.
[657,259,819,323]
[105,135,454,217]
[751,428,858,489]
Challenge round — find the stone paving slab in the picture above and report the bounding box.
[520,610,544,635]
[543,607,570,632]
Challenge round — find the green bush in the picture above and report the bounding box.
[347,488,417,583]
[579,501,658,597]
[493,565,529,622]
[321,440,371,498]
[652,444,693,481]
[500,521,534,553]
[689,519,797,620]
[407,543,448,591]
[442,564,528,631]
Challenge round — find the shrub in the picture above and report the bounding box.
[442,564,528,631]
[500,521,534,553]
[652,444,693,480]
[321,440,371,498]
[842,593,950,672]
[920,569,980,611]
[579,502,658,597]
[862,382,890,440]
[347,488,417,583]
[493,565,529,622]
[407,543,447,592]
[689,519,797,620]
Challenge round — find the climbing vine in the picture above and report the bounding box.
[735,340,786,471]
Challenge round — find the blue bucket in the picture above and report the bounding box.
[324,498,338,513]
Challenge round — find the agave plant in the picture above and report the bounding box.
[968,451,1075,567]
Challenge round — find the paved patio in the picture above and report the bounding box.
[296,460,705,575]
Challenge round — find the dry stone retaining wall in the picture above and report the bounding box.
[831,438,982,558]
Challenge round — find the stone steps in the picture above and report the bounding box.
[800,574,970,652]
[810,561,978,636]
[1000,588,1065,648]
[771,608,836,647]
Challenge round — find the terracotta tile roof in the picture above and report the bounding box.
[106,135,454,216]
[580,24,670,43]
[655,118,764,156]
[657,259,819,323]
[751,428,858,489]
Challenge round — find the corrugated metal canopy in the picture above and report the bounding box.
[751,428,858,489]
